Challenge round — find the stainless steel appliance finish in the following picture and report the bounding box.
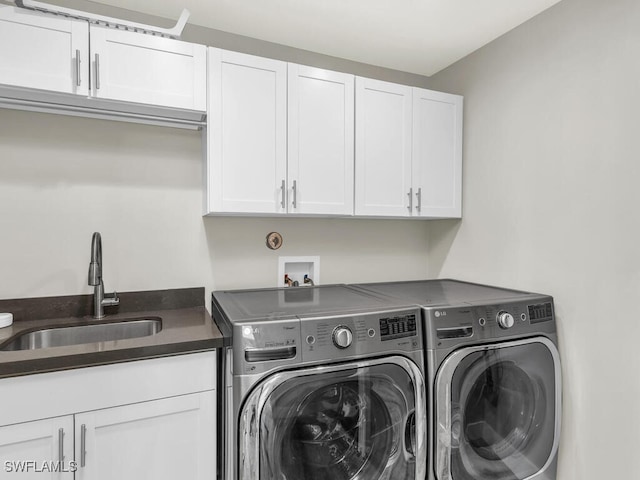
[354,279,562,480]
[212,285,427,480]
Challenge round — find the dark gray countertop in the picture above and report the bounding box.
[0,288,226,379]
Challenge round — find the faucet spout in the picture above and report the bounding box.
[88,232,102,286]
[88,232,119,319]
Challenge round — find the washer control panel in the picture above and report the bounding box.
[528,301,554,324]
[300,308,422,362]
[380,314,417,340]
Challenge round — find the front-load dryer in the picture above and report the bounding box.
[353,279,562,480]
[212,284,428,480]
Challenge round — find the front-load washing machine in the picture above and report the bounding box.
[212,284,427,480]
[354,279,562,480]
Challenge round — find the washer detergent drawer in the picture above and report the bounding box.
[435,337,561,480]
[238,356,426,480]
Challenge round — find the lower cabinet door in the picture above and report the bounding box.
[74,391,215,480]
[0,416,75,479]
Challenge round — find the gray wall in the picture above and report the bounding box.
[428,0,640,478]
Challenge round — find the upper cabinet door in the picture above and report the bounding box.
[355,77,413,217]
[288,65,354,215]
[89,26,206,111]
[207,48,287,214]
[0,6,89,96]
[412,88,463,218]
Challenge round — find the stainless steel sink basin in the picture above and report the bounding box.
[0,318,162,351]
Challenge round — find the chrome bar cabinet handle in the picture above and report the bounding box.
[94,54,100,90]
[80,424,87,467]
[292,180,297,209]
[75,50,81,87]
[415,187,422,213]
[58,428,65,463]
[407,188,413,212]
[280,180,286,209]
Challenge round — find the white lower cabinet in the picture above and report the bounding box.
[75,392,215,480]
[0,416,74,479]
[0,353,216,480]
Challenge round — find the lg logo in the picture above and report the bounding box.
[434,311,447,318]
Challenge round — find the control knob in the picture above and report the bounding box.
[497,311,515,329]
[332,326,353,349]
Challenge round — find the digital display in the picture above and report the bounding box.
[380,314,417,341]
[528,302,553,324]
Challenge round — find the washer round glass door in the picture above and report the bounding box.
[435,337,561,480]
[239,356,426,480]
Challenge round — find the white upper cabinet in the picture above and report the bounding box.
[0,5,461,218]
[206,48,287,214]
[0,5,206,114]
[205,57,355,216]
[412,88,463,218]
[355,77,413,217]
[206,65,462,218]
[355,77,463,218]
[288,65,354,215]
[0,6,89,96]
[90,26,206,111]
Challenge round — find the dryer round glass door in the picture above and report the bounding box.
[435,337,561,480]
[238,356,426,480]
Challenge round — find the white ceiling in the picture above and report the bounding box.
[90,0,564,76]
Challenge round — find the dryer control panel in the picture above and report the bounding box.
[423,295,556,349]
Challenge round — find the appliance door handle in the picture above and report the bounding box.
[436,325,474,339]
[404,411,416,457]
[245,346,296,363]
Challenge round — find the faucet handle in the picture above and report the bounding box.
[102,291,120,307]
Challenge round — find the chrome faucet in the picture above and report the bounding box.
[88,232,119,319]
